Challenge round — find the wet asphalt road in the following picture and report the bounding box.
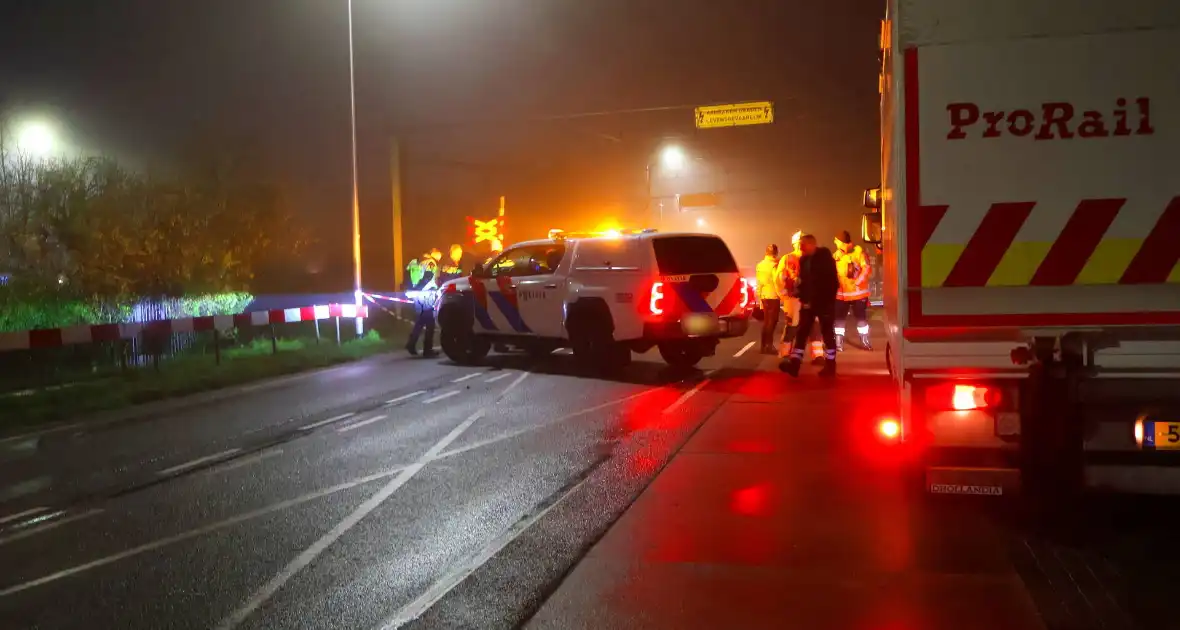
[0,336,768,630]
[3,332,1180,630]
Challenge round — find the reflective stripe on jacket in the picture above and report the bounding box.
[835,245,871,301]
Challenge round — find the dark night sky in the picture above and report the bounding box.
[1,0,881,291]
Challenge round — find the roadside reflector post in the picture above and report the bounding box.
[213,329,221,366]
[314,317,321,344]
[335,316,342,346]
[269,324,278,355]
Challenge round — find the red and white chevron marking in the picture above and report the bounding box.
[0,303,368,352]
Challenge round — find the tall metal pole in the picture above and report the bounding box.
[390,137,405,320]
[348,0,364,335]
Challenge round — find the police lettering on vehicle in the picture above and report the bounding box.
[518,289,547,301]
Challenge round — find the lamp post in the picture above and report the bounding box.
[347,0,364,334]
[646,144,687,226]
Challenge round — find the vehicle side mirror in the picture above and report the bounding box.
[863,187,881,210]
[861,212,883,245]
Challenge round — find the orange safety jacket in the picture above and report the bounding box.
[835,245,871,301]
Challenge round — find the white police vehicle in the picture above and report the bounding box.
[436,229,754,370]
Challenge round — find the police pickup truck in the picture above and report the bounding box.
[436,229,755,370]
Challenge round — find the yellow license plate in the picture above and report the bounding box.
[1143,421,1180,450]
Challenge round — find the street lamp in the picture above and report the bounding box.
[347,0,364,334]
[15,121,56,157]
[646,144,688,226]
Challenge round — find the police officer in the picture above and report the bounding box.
[779,234,839,377]
[405,260,440,357]
[833,230,873,351]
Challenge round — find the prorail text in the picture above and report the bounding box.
[946,97,1154,140]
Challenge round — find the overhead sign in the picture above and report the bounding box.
[694,101,774,129]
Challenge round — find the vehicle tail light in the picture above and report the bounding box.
[443,283,458,294]
[649,281,665,316]
[924,383,1000,411]
[877,417,901,441]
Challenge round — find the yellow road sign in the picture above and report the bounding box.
[694,101,774,129]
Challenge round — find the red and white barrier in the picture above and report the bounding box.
[0,303,368,352]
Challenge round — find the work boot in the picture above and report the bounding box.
[835,334,845,352]
[422,349,438,358]
[779,357,801,377]
[819,358,837,378]
[405,342,419,356]
[860,335,874,351]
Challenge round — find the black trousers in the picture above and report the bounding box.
[834,298,869,337]
[408,308,435,351]
[760,299,780,347]
[790,307,837,361]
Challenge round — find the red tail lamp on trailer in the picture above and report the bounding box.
[924,383,1000,412]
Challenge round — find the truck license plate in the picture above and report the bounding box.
[1142,421,1180,450]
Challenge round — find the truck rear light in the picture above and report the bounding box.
[649,281,665,316]
[924,383,1000,411]
[443,283,458,295]
[877,417,901,440]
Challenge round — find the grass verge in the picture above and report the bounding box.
[0,329,406,432]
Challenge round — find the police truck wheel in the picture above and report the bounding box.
[570,321,615,372]
[440,325,489,365]
[658,342,704,369]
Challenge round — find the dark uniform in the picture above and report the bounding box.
[780,245,840,377]
[405,269,439,357]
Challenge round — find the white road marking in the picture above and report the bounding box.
[217,407,491,629]
[157,449,243,476]
[0,506,47,525]
[662,379,712,415]
[0,421,85,446]
[422,390,460,404]
[435,387,657,460]
[451,373,481,383]
[734,340,757,357]
[0,467,411,597]
[204,449,284,475]
[485,373,512,383]
[499,372,530,397]
[385,390,426,405]
[381,475,592,629]
[337,414,388,433]
[0,509,102,547]
[299,413,355,431]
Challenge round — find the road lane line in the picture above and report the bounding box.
[204,449,284,475]
[337,414,388,433]
[499,372,529,397]
[0,466,411,597]
[662,379,711,415]
[385,391,426,405]
[382,474,593,629]
[0,509,102,547]
[0,507,47,525]
[422,390,460,404]
[451,373,481,383]
[435,388,658,460]
[299,413,355,431]
[485,373,512,383]
[217,407,492,629]
[734,340,757,357]
[157,449,243,476]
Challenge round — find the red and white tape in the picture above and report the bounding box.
[0,303,368,352]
